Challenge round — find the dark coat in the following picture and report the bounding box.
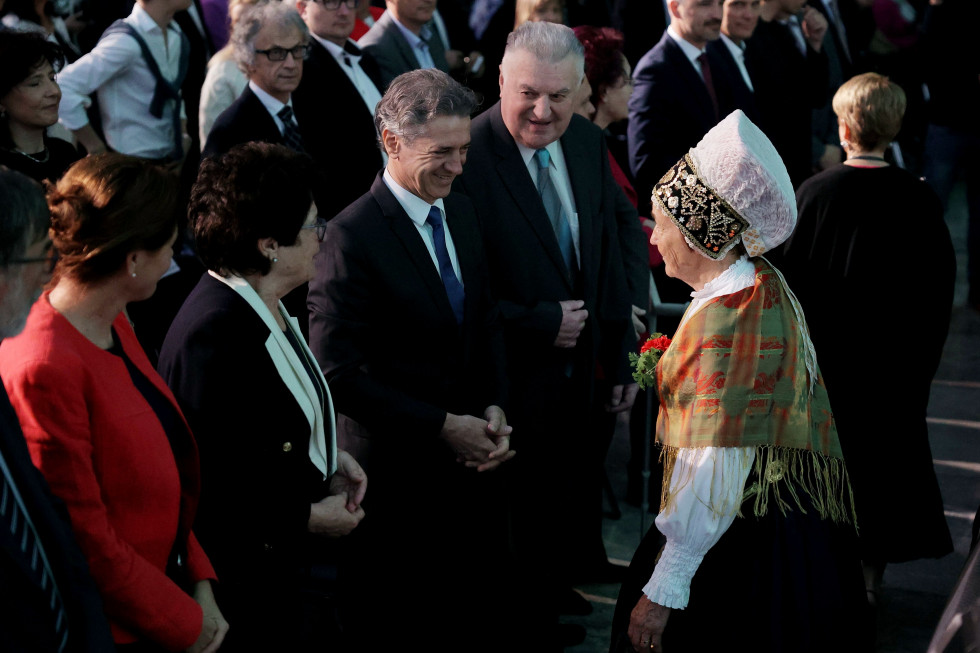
[292,38,385,221]
[201,85,282,158]
[628,32,736,210]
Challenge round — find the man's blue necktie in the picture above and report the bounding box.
[535,148,577,278]
[426,206,465,324]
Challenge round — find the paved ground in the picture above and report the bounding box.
[563,182,980,652]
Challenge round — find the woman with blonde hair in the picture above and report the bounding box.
[778,72,955,606]
[199,0,260,145]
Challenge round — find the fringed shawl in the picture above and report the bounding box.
[656,258,857,526]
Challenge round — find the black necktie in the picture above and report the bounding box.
[0,450,68,651]
[426,206,465,324]
[277,105,305,153]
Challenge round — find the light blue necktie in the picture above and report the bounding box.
[535,148,577,279]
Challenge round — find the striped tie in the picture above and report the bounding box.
[534,148,578,280]
[0,449,68,652]
[277,105,306,153]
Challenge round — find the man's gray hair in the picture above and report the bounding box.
[0,170,48,266]
[375,69,479,143]
[231,0,309,72]
[503,20,585,75]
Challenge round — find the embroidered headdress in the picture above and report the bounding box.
[653,110,797,259]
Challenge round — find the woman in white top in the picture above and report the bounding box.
[198,0,256,145]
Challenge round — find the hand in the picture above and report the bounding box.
[554,300,588,348]
[308,495,365,537]
[187,581,229,653]
[801,6,828,52]
[329,449,367,512]
[816,144,843,171]
[631,304,647,341]
[628,595,670,652]
[468,405,516,472]
[605,383,639,414]
[440,412,499,467]
[465,50,485,77]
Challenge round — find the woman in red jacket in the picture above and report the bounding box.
[0,154,228,653]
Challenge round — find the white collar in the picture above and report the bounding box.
[382,168,447,226]
[130,2,179,36]
[720,33,745,58]
[249,80,292,117]
[667,25,706,67]
[516,139,561,169]
[690,255,755,300]
[390,13,429,48]
[315,34,361,63]
[207,271,336,478]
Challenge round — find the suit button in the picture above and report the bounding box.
[282,442,292,452]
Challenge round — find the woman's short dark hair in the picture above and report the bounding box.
[0,30,66,149]
[573,26,626,112]
[48,154,180,283]
[190,143,316,277]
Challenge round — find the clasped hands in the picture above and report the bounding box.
[308,450,367,538]
[441,405,516,472]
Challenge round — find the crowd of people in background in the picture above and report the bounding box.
[0,0,971,651]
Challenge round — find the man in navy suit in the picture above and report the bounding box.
[293,0,385,221]
[628,0,734,211]
[0,170,115,653]
[707,0,761,123]
[308,68,520,653]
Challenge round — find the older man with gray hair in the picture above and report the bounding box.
[308,67,524,652]
[457,19,645,635]
[203,1,311,158]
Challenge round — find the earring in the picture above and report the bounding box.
[272,257,278,263]
[840,141,849,151]
[131,271,137,278]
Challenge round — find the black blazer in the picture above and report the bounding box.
[627,32,735,209]
[358,10,449,89]
[706,38,759,124]
[308,175,506,471]
[457,104,635,398]
[0,383,114,653]
[158,275,330,585]
[292,39,385,221]
[201,85,283,158]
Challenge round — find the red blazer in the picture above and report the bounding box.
[0,294,216,651]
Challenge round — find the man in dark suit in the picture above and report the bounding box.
[359,0,450,89]
[708,0,761,123]
[0,170,115,653]
[293,0,385,221]
[203,3,309,158]
[749,0,829,187]
[457,20,641,627]
[308,68,521,652]
[628,0,734,213]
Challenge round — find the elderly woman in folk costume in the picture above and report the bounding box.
[611,111,867,653]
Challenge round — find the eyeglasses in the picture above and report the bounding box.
[254,43,312,62]
[312,0,358,8]
[8,248,58,274]
[300,217,328,242]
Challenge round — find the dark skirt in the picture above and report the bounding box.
[611,492,869,653]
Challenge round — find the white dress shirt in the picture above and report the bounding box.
[248,81,296,136]
[720,33,754,92]
[642,256,757,609]
[315,35,383,118]
[382,169,463,285]
[516,140,581,264]
[57,3,187,159]
[390,13,436,69]
[667,25,707,81]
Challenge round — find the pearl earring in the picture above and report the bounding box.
[272,257,278,263]
[131,271,137,278]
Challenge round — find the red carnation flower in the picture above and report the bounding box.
[640,335,672,354]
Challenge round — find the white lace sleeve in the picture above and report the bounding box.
[642,446,755,609]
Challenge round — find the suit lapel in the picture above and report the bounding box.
[663,37,716,130]
[444,194,477,325]
[383,15,424,70]
[242,86,284,144]
[488,105,573,291]
[371,176,459,322]
[559,119,595,283]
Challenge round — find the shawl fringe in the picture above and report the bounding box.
[659,444,858,529]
